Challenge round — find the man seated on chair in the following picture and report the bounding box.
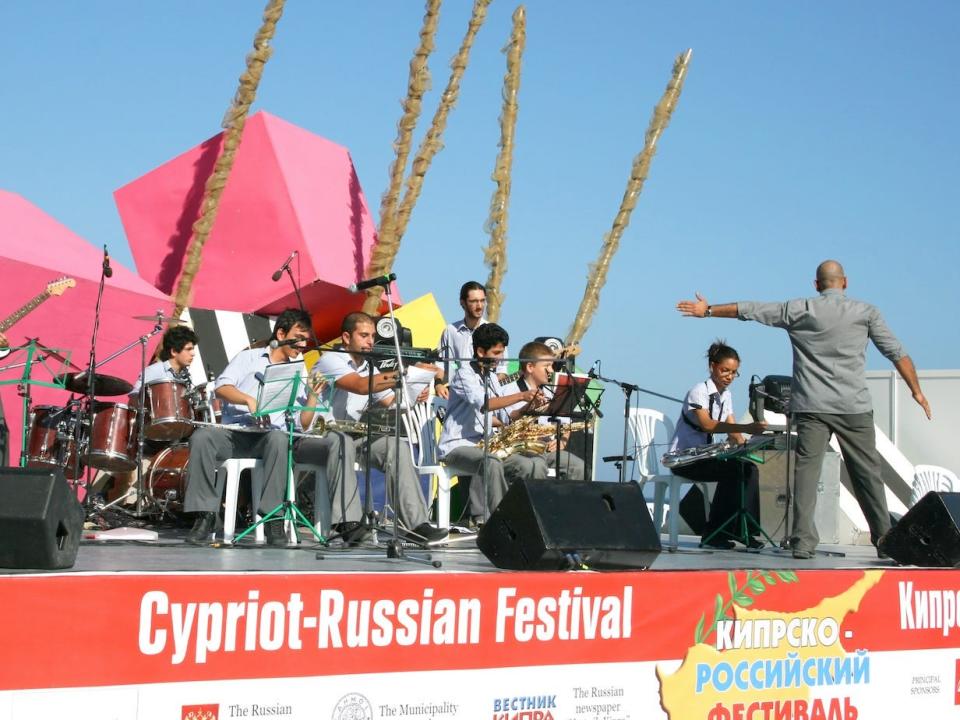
[668,340,767,549]
[501,340,586,481]
[310,311,448,545]
[97,325,199,506]
[438,323,546,526]
[184,309,315,546]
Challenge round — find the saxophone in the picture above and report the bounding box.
[480,416,587,459]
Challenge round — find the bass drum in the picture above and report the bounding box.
[147,444,190,513]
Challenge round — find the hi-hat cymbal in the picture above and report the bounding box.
[132,313,188,325]
[55,372,133,396]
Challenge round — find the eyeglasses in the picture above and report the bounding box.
[716,368,740,378]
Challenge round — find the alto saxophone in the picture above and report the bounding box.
[479,416,586,459]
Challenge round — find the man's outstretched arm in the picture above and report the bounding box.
[893,356,932,420]
[676,292,739,319]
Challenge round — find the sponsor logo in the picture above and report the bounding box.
[332,693,373,720]
[492,695,557,720]
[182,705,219,720]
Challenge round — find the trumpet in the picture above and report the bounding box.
[308,417,403,438]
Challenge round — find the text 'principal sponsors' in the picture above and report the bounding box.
[137,585,632,665]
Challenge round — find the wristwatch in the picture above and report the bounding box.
[704,306,713,318]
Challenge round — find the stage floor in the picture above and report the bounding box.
[3,525,894,576]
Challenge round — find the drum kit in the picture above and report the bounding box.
[24,373,223,515]
[19,312,224,518]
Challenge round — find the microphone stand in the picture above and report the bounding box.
[379,283,433,564]
[593,370,683,484]
[74,254,111,501]
[480,362,492,522]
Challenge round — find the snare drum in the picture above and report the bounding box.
[191,384,223,425]
[26,405,82,479]
[147,443,190,512]
[145,379,194,441]
[85,402,137,472]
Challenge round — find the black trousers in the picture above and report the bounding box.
[672,458,760,539]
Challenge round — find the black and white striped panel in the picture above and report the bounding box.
[179,308,275,386]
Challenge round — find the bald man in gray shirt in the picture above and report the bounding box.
[678,260,931,559]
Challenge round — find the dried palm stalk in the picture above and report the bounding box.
[483,5,526,323]
[566,49,692,346]
[363,0,443,314]
[172,0,287,319]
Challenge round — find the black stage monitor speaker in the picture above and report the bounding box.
[878,491,960,567]
[0,468,84,570]
[477,479,661,570]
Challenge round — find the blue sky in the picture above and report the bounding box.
[3,2,958,465]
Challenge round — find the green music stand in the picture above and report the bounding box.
[231,361,327,545]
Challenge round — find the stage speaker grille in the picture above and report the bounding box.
[879,491,960,567]
[477,479,661,570]
[0,468,84,570]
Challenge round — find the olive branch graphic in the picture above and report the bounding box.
[694,570,798,645]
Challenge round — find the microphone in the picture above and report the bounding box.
[348,273,396,293]
[254,372,265,385]
[268,337,304,350]
[102,245,113,278]
[271,251,298,282]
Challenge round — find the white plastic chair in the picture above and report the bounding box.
[627,407,707,550]
[402,397,453,529]
[293,461,332,537]
[221,458,265,544]
[911,464,959,506]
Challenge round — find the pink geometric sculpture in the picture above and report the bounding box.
[114,111,397,340]
[0,191,173,465]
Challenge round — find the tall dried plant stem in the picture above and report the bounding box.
[565,49,692,346]
[171,0,286,319]
[482,5,526,323]
[394,0,491,244]
[363,0,443,315]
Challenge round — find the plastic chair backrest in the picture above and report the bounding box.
[627,408,675,479]
[911,464,959,505]
[401,399,441,467]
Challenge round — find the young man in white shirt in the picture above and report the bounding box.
[501,341,586,481]
[311,312,448,545]
[439,323,545,524]
[184,309,317,546]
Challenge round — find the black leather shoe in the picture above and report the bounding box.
[700,537,735,550]
[186,512,216,545]
[264,520,289,547]
[746,537,765,550]
[413,522,449,546]
[333,522,371,546]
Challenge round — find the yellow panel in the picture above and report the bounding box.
[393,292,446,349]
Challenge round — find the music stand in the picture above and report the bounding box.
[231,360,324,545]
[534,372,601,480]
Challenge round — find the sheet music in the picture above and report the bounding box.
[256,360,305,417]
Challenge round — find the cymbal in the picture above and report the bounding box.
[55,372,133,396]
[132,313,188,325]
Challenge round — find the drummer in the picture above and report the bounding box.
[95,326,199,505]
[130,326,198,396]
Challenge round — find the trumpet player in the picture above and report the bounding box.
[438,323,546,526]
[310,312,448,545]
[502,341,586,481]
